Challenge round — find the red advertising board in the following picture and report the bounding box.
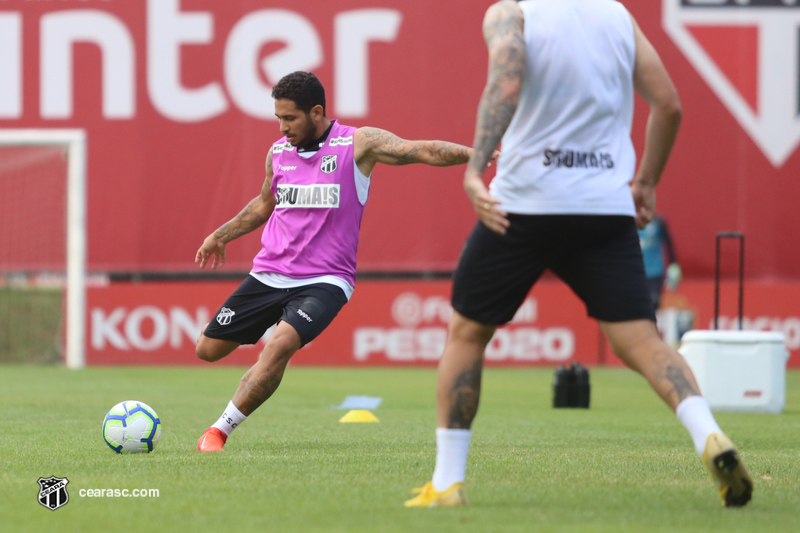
[86,279,800,368]
[1,1,800,278]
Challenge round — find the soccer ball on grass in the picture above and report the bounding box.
[102,401,161,454]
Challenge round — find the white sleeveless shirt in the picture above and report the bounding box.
[490,0,636,216]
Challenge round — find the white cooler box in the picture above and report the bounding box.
[678,330,788,413]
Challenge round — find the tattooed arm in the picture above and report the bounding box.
[195,151,277,269]
[464,0,525,235]
[353,127,479,177]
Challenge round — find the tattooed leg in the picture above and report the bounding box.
[436,311,496,429]
[664,364,700,403]
[600,319,701,410]
[231,322,302,416]
[446,358,485,429]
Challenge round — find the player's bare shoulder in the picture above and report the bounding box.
[484,0,524,43]
[265,149,274,170]
[260,148,276,200]
[354,127,417,166]
[353,127,375,167]
[354,127,390,155]
[264,149,274,182]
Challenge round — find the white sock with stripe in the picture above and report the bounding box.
[431,428,472,492]
[675,396,722,456]
[211,401,247,436]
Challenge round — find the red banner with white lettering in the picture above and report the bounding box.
[85,279,800,367]
[1,0,800,278]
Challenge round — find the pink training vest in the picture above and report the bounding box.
[252,121,365,287]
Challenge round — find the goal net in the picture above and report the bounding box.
[0,130,86,368]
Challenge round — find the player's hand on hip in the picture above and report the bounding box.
[630,180,656,229]
[464,171,509,235]
[196,235,226,269]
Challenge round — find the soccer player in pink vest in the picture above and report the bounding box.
[194,71,495,452]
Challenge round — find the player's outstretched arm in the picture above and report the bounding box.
[195,152,277,269]
[354,127,477,175]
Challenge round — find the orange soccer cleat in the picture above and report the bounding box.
[197,427,228,452]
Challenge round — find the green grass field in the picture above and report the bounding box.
[0,366,797,533]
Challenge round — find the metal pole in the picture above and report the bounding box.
[714,235,721,330]
[715,232,745,332]
[738,234,745,331]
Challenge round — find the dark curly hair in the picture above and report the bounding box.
[271,71,326,116]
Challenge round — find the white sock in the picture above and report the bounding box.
[211,401,247,436]
[675,396,722,456]
[431,428,472,492]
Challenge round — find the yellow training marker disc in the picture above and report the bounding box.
[339,409,379,423]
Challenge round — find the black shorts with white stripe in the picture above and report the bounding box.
[203,276,348,346]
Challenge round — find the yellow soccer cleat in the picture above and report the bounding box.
[702,433,753,507]
[404,481,467,508]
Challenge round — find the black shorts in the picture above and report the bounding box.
[452,215,656,326]
[203,276,348,346]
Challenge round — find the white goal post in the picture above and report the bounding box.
[0,129,87,369]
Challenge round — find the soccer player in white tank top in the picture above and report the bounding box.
[406,0,752,509]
